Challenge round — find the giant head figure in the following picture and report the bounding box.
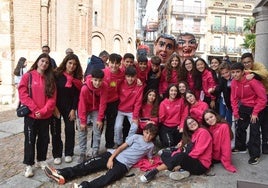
[177,33,198,61]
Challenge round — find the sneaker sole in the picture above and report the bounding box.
[232,150,247,154]
[44,166,65,185]
[140,175,149,183]
[169,171,190,181]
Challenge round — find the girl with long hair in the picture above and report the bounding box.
[51,54,83,165]
[18,53,56,177]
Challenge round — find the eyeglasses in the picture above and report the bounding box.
[242,61,252,65]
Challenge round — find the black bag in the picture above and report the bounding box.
[16,103,30,117]
[16,73,32,117]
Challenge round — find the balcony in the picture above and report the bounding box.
[211,25,244,35]
[211,25,222,33]
[210,46,241,54]
[172,5,206,16]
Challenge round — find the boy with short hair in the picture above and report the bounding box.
[230,62,267,165]
[114,66,143,146]
[44,124,158,188]
[136,55,149,84]
[145,55,161,94]
[103,53,125,149]
[77,69,108,162]
[121,53,135,71]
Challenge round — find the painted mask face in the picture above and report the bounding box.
[177,34,198,60]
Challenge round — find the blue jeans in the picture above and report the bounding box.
[78,111,100,154]
[219,97,232,126]
[114,111,138,145]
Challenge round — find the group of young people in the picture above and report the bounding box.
[17,33,268,188]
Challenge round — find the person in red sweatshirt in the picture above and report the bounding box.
[140,116,212,182]
[136,55,150,84]
[18,53,56,178]
[158,84,188,147]
[159,53,181,98]
[180,58,202,100]
[203,109,236,173]
[185,90,208,123]
[138,89,159,132]
[102,53,125,149]
[114,66,143,147]
[195,58,217,109]
[230,62,267,165]
[77,69,108,162]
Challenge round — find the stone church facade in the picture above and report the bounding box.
[0,0,136,104]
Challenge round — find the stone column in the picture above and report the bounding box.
[253,1,268,67]
[41,0,49,45]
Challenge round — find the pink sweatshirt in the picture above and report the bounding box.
[187,72,201,100]
[201,69,217,100]
[231,75,267,119]
[188,100,209,123]
[118,79,143,120]
[103,68,125,103]
[188,127,212,169]
[78,76,108,126]
[18,70,56,119]
[159,69,179,95]
[139,103,159,129]
[159,98,187,129]
[209,123,237,173]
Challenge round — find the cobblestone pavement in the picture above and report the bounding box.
[1,104,268,188]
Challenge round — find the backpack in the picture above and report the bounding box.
[84,55,105,77]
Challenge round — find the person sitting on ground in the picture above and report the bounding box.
[140,116,212,183]
[44,123,158,188]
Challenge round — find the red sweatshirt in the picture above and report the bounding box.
[139,103,159,129]
[187,72,201,100]
[231,75,267,119]
[103,68,125,103]
[18,70,56,119]
[209,123,237,173]
[201,69,217,100]
[135,64,150,84]
[78,76,108,126]
[188,100,208,123]
[118,79,143,120]
[188,127,212,169]
[159,98,187,129]
[159,69,179,95]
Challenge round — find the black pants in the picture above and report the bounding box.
[105,100,119,148]
[260,105,268,145]
[235,105,264,158]
[159,124,182,147]
[51,112,75,158]
[161,152,207,175]
[23,116,50,165]
[58,152,128,188]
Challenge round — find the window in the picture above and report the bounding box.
[228,17,236,33]
[193,19,201,32]
[213,16,221,31]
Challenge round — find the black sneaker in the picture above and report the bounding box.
[232,148,247,154]
[140,168,158,183]
[248,157,260,165]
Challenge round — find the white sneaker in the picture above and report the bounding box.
[35,161,48,170]
[24,165,34,178]
[54,158,62,165]
[65,156,72,163]
[169,170,190,181]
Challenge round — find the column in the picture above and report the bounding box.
[253,2,268,67]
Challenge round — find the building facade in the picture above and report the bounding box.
[0,0,136,104]
[153,0,255,62]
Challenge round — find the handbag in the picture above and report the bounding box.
[16,73,32,117]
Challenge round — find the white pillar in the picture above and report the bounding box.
[253,2,268,67]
